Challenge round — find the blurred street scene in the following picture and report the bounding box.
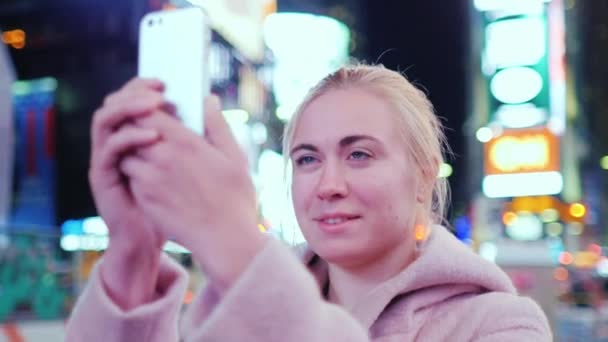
[2,0,608,340]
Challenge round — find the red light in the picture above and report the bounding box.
[589,243,602,256]
[558,252,573,265]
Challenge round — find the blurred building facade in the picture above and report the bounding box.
[468,0,608,339]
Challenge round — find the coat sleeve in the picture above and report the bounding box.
[65,253,189,342]
[472,295,552,342]
[180,238,371,342]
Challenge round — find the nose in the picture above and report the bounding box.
[316,161,348,201]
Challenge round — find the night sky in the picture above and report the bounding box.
[364,0,470,214]
[3,0,472,224]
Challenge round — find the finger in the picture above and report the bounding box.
[92,91,168,148]
[119,155,149,178]
[203,95,241,155]
[135,110,194,145]
[95,125,160,172]
[103,78,164,107]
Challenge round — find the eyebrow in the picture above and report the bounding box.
[290,135,380,156]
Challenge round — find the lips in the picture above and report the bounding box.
[314,214,361,225]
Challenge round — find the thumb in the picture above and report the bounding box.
[203,95,240,153]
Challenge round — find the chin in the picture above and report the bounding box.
[311,241,371,267]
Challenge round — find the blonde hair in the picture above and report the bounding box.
[282,63,451,226]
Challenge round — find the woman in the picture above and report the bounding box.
[66,64,551,341]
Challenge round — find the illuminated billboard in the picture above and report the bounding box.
[483,128,562,197]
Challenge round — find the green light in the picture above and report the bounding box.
[601,156,608,170]
[11,81,31,96]
[438,163,453,178]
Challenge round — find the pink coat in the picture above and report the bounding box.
[66,226,551,341]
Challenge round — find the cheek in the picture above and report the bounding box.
[291,173,314,214]
[355,168,418,226]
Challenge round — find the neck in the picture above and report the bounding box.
[326,239,416,310]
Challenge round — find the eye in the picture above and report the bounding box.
[348,151,372,160]
[295,155,318,166]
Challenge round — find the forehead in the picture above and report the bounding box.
[292,88,403,147]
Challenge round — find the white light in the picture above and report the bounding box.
[506,212,543,241]
[276,104,297,122]
[163,241,190,254]
[264,13,350,108]
[479,242,498,263]
[82,216,108,235]
[597,258,608,277]
[223,109,249,125]
[495,104,547,128]
[482,171,563,198]
[60,235,81,252]
[264,13,350,62]
[476,127,494,143]
[490,67,544,104]
[251,122,268,145]
[485,17,546,69]
[438,163,453,178]
[474,0,550,12]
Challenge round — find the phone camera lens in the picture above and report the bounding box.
[148,19,154,27]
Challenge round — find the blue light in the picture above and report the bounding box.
[60,219,83,236]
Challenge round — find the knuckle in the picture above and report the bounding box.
[103,92,118,106]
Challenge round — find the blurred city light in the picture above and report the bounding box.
[222,109,250,125]
[553,266,569,281]
[275,104,296,122]
[264,12,349,121]
[490,67,544,104]
[600,155,608,170]
[597,258,608,277]
[484,17,546,70]
[474,0,550,13]
[573,251,600,268]
[1,29,26,49]
[250,122,268,145]
[540,208,560,222]
[546,222,563,237]
[437,163,453,178]
[588,243,602,256]
[505,212,543,241]
[483,171,563,198]
[502,211,517,226]
[567,222,584,236]
[479,242,498,263]
[495,104,547,128]
[60,217,191,253]
[476,127,493,142]
[558,251,573,265]
[568,202,586,218]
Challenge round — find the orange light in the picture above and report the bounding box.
[11,41,25,49]
[183,290,194,304]
[553,267,569,281]
[484,128,559,175]
[502,211,517,226]
[2,29,25,44]
[414,224,426,241]
[569,203,586,218]
[558,252,573,265]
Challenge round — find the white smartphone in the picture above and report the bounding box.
[138,7,211,135]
